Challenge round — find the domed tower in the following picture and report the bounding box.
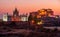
[13,8,19,16]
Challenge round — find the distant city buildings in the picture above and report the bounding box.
[3,8,28,21]
[20,14,28,21]
[55,15,60,18]
[3,13,8,21]
[37,9,54,17]
[2,8,60,25]
[11,8,20,21]
[28,8,55,25]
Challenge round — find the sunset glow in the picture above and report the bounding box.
[0,0,60,15]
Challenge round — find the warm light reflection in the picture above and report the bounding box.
[37,20,43,25]
[38,9,47,16]
[37,22,43,25]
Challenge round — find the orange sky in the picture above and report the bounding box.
[0,0,60,15]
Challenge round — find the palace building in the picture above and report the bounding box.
[3,8,28,21]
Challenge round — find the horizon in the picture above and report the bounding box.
[0,0,60,15]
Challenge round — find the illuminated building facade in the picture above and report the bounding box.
[55,15,59,18]
[3,13,8,21]
[11,8,20,21]
[28,8,54,25]
[12,8,28,21]
[20,14,28,21]
[38,9,54,17]
[3,8,28,22]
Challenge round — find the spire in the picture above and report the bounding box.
[13,8,19,16]
[15,8,17,11]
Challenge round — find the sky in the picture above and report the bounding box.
[0,0,60,16]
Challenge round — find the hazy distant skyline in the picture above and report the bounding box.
[0,0,60,15]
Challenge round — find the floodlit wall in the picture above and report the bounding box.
[3,13,8,21]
